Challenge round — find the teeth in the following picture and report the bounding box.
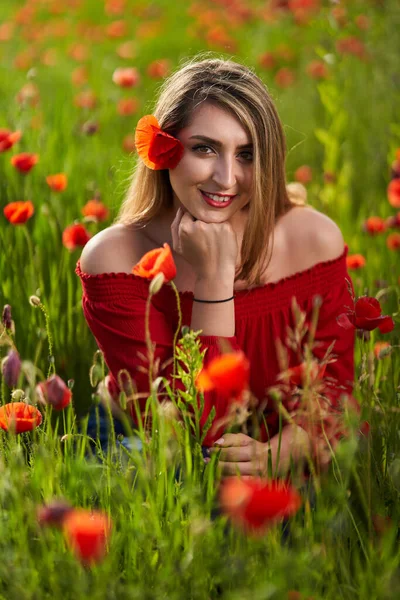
[203,192,231,203]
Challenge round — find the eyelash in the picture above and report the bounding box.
[192,144,253,162]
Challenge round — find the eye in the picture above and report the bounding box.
[240,151,253,162]
[192,144,214,154]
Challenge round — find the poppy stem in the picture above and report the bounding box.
[169,281,182,395]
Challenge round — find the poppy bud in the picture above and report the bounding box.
[1,350,21,388]
[37,499,73,527]
[36,374,72,410]
[29,295,41,307]
[2,304,12,330]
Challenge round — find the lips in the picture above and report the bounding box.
[200,190,236,208]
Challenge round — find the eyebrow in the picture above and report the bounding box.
[189,135,253,150]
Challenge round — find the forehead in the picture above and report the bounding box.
[180,102,251,145]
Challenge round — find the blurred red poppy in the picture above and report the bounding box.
[0,402,42,434]
[46,173,68,192]
[363,216,386,235]
[258,51,276,70]
[11,153,38,173]
[220,477,302,535]
[132,242,176,282]
[336,36,367,60]
[387,232,400,251]
[106,20,128,38]
[306,60,329,79]
[285,361,327,387]
[196,351,250,402]
[388,179,400,208]
[122,134,136,153]
[112,67,140,87]
[116,41,136,59]
[346,254,366,270]
[71,66,88,87]
[386,213,400,229]
[337,296,394,334]
[147,59,171,79]
[275,67,295,88]
[74,91,97,109]
[117,98,139,116]
[81,200,110,222]
[295,165,312,184]
[4,201,34,224]
[0,129,22,152]
[36,375,72,410]
[62,224,91,251]
[63,509,112,565]
[373,341,392,359]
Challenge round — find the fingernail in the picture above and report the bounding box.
[214,438,224,446]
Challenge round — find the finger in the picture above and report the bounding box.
[213,433,253,448]
[170,208,184,252]
[218,461,256,477]
[211,446,252,462]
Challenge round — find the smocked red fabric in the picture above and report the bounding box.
[76,244,356,447]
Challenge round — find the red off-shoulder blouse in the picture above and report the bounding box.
[76,244,357,447]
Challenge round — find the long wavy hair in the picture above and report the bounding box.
[117,54,306,287]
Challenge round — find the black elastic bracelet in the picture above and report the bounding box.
[192,296,235,303]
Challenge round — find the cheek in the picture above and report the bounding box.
[171,153,210,188]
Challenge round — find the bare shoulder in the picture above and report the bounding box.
[283,206,345,264]
[79,223,143,276]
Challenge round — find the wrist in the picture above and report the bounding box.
[194,276,234,301]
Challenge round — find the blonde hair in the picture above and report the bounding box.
[117,54,306,287]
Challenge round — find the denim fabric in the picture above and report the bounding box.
[85,403,143,454]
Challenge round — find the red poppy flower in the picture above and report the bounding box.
[122,134,136,153]
[0,402,42,433]
[275,67,295,88]
[36,375,72,410]
[106,20,128,38]
[306,60,329,79]
[346,254,366,270]
[387,232,400,250]
[112,67,140,87]
[220,477,302,535]
[285,361,327,387]
[337,296,394,334]
[46,173,68,192]
[336,36,367,59]
[81,200,110,222]
[294,165,312,184]
[388,180,400,208]
[71,66,88,87]
[74,91,97,109]
[116,41,136,59]
[10,152,39,173]
[0,129,22,152]
[258,51,276,70]
[134,115,184,170]
[147,59,171,79]
[62,223,91,251]
[363,216,386,235]
[373,341,392,359]
[63,509,112,564]
[4,201,34,224]
[195,351,250,402]
[132,242,177,282]
[117,98,139,116]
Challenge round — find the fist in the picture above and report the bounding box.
[170,207,239,281]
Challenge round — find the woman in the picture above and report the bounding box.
[76,56,358,475]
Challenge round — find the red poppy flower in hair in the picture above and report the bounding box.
[134,115,184,170]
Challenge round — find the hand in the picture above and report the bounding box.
[170,207,239,281]
[209,433,268,477]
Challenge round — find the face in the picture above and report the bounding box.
[168,102,253,225]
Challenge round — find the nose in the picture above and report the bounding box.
[211,155,237,191]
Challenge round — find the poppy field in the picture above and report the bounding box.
[1,0,400,598]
